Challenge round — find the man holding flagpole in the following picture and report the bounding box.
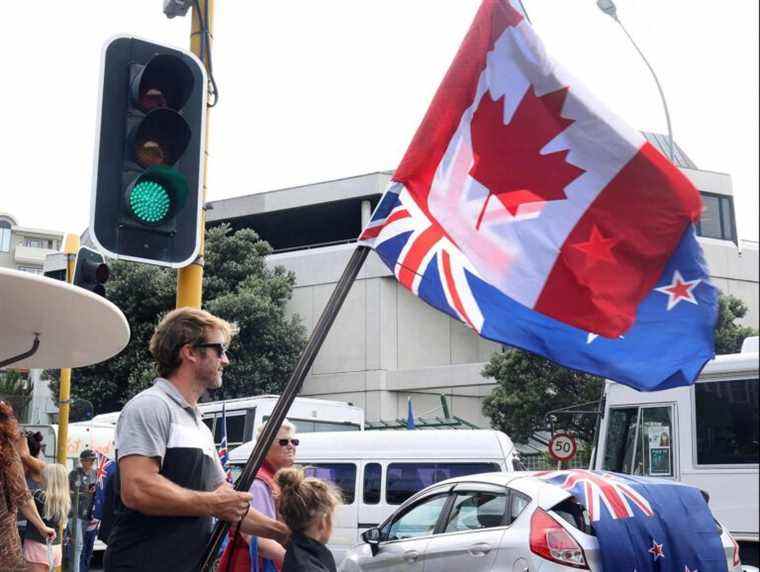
[104,308,289,571]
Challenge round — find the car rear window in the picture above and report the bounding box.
[551,498,593,535]
[386,462,500,505]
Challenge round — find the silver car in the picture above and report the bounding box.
[338,471,743,572]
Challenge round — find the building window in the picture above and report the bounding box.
[0,221,10,252]
[697,192,735,242]
[23,238,44,248]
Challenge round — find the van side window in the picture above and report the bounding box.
[304,463,356,504]
[363,463,381,504]
[386,463,500,505]
[695,379,759,465]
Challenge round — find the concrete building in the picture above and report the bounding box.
[0,212,64,424]
[208,139,758,428]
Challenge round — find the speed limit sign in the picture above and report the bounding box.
[548,433,577,462]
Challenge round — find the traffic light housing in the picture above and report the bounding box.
[90,37,206,267]
[73,246,110,297]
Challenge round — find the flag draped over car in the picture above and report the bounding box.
[538,470,729,571]
[359,0,716,391]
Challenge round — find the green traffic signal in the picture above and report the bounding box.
[125,165,189,226]
[128,180,171,224]
[92,37,205,267]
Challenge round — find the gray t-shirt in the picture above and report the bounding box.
[105,378,226,571]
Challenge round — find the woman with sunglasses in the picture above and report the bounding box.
[220,419,299,572]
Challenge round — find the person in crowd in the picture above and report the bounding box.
[219,420,299,571]
[0,400,56,571]
[68,449,97,572]
[25,431,46,487]
[104,307,289,571]
[23,463,71,572]
[276,466,341,572]
[17,430,46,539]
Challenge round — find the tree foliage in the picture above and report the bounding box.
[481,351,603,446]
[714,294,757,354]
[50,225,305,413]
[482,292,757,445]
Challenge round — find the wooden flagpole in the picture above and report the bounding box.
[199,245,370,570]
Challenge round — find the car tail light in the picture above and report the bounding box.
[728,533,741,568]
[530,508,589,569]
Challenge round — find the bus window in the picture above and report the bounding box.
[695,379,759,465]
[386,463,500,505]
[603,408,639,473]
[303,463,357,504]
[214,413,246,447]
[363,463,381,504]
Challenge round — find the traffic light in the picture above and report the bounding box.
[73,246,110,297]
[90,37,206,267]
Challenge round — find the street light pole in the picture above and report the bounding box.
[597,0,675,162]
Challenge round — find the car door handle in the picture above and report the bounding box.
[404,549,420,563]
[468,542,494,557]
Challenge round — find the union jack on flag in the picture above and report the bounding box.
[361,183,484,331]
[536,469,653,521]
[95,451,114,487]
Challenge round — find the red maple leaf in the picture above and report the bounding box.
[470,87,584,228]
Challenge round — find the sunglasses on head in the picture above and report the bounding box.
[278,438,299,447]
[194,342,229,358]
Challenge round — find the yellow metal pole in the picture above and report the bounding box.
[55,234,78,572]
[56,233,80,467]
[176,0,214,309]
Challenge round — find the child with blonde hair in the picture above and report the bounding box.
[276,466,342,572]
[23,463,71,571]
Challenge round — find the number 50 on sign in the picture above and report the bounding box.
[548,433,577,462]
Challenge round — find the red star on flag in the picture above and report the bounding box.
[654,270,701,310]
[648,539,666,560]
[571,225,619,264]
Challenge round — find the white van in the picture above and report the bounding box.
[594,342,759,566]
[229,429,519,564]
[91,394,364,450]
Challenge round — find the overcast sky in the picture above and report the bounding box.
[2,1,757,241]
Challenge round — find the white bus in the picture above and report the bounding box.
[90,394,365,450]
[230,429,520,564]
[594,339,759,566]
[198,395,364,449]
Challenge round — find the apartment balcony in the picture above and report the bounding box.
[14,244,57,265]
